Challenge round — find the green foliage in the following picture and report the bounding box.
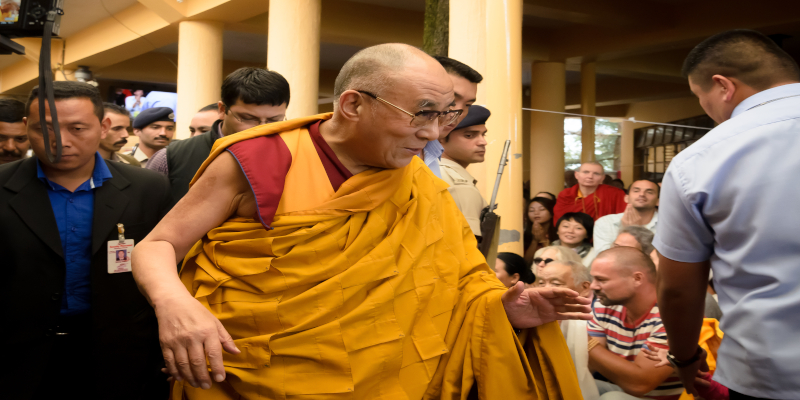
[423,0,449,56]
[564,117,621,171]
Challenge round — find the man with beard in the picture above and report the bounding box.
[587,247,682,399]
[593,180,659,252]
[129,107,175,165]
[0,98,30,165]
[99,103,140,166]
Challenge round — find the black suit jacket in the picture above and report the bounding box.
[0,157,170,399]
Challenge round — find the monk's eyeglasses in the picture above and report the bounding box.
[357,91,463,128]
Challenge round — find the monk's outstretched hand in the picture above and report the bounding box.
[501,282,592,329]
[155,293,241,389]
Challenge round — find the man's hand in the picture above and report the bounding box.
[155,294,240,390]
[620,204,644,227]
[501,282,592,329]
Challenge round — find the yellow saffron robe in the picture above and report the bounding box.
[174,114,583,400]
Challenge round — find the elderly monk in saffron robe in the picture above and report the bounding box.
[132,44,591,400]
[554,162,627,222]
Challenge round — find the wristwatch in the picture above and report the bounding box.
[666,347,703,369]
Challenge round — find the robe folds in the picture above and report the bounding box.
[174,113,583,400]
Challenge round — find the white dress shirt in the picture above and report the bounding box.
[593,211,658,252]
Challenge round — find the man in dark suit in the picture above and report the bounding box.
[0,81,169,399]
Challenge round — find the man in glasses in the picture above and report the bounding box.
[146,67,290,208]
[418,56,483,178]
[132,43,591,399]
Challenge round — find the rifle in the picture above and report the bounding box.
[478,140,511,268]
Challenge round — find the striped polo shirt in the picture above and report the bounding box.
[588,301,683,400]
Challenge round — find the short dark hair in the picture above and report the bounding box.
[682,29,800,90]
[556,212,594,245]
[221,67,290,109]
[433,56,483,83]
[198,103,218,112]
[103,102,130,117]
[629,179,660,196]
[26,81,104,122]
[497,252,536,284]
[0,98,25,123]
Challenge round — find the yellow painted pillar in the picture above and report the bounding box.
[530,61,566,197]
[620,121,635,185]
[450,0,524,255]
[580,61,596,162]
[449,0,487,196]
[176,21,223,140]
[267,0,321,119]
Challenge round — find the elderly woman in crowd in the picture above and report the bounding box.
[552,212,597,268]
[531,244,583,278]
[523,196,558,265]
[494,252,536,288]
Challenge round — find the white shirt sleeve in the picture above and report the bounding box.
[592,215,618,253]
[652,165,715,263]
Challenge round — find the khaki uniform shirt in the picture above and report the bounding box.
[439,158,488,236]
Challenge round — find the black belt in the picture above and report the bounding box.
[52,312,92,336]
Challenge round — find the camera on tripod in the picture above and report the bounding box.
[1,0,63,54]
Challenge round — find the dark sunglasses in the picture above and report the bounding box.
[533,258,555,265]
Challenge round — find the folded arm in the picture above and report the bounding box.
[588,344,675,397]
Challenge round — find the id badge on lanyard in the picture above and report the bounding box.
[108,223,134,274]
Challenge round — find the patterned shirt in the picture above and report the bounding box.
[588,301,683,400]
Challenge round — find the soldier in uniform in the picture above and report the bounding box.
[439,105,490,238]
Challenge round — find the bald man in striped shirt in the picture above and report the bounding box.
[586,247,683,400]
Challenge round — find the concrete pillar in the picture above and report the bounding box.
[449,0,487,196]
[176,21,223,140]
[580,61,596,162]
[267,0,321,119]
[450,0,524,255]
[530,61,566,197]
[620,121,635,185]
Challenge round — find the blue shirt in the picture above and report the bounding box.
[37,152,113,316]
[653,83,800,399]
[422,140,444,178]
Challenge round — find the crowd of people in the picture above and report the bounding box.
[0,28,797,400]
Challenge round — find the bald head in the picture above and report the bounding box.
[575,162,605,189]
[334,44,446,108]
[594,247,657,282]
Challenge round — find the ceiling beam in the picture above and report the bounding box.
[522,0,671,28]
[548,0,800,61]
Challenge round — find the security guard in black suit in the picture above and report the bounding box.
[0,82,169,399]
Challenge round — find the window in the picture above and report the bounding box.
[633,115,715,182]
[564,117,622,172]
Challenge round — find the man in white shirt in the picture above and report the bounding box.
[593,179,659,252]
[655,29,800,400]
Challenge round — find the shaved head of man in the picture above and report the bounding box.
[575,162,605,194]
[590,247,657,306]
[328,43,455,171]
